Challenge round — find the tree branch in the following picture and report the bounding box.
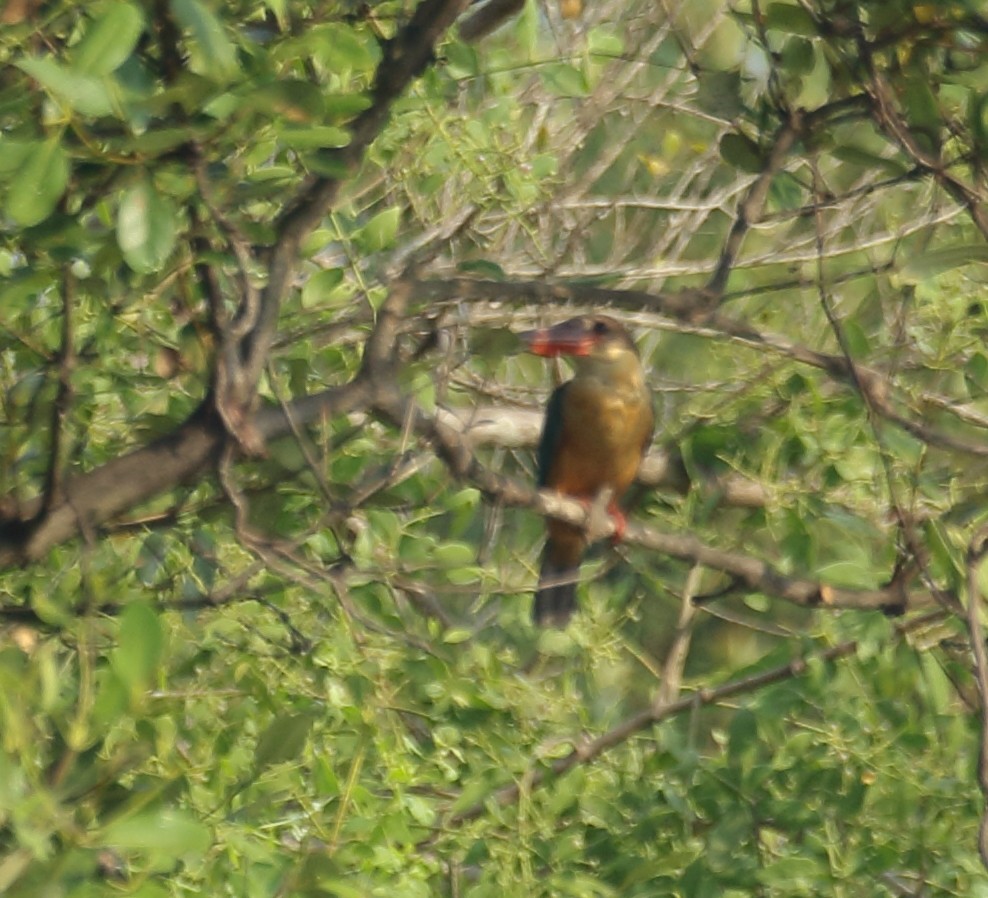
[372,391,936,614]
[966,528,988,873]
[415,277,988,453]
[707,111,804,298]
[458,0,524,42]
[39,267,76,518]
[0,380,372,569]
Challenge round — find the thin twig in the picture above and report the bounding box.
[40,267,77,517]
[966,527,988,872]
[808,158,961,615]
[707,111,804,298]
[656,563,701,705]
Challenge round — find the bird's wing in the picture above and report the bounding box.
[537,381,570,488]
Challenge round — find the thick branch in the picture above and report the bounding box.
[373,393,934,614]
[0,381,372,569]
[433,405,769,507]
[1,404,223,568]
[459,0,524,41]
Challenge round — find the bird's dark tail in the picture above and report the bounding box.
[534,546,582,627]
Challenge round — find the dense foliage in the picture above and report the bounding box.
[3,0,988,894]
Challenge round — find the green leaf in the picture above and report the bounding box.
[765,2,818,36]
[309,23,379,74]
[901,73,941,139]
[73,2,145,75]
[169,0,239,82]
[355,207,400,252]
[110,602,164,699]
[719,132,763,172]
[780,36,814,76]
[301,149,350,178]
[458,259,506,279]
[841,318,870,357]
[434,542,476,567]
[302,267,346,307]
[253,712,315,771]
[755,855,824,887]
[514,0,538,59]
[0,140,34,178]
[323,92,373,122]
[5,137,69,226]
[470,326,521,363]
[727,708,758,763]
[587,26,624,58]
[695,69,743,119]
[16,56,114,116]
[280,125,352,150]
[103,809,210,860]
[402,794,437,827]
[117,180,178,273]
[540,63,589,97]
[899,245,988,283]
[250,79,325,122]
[445,40,479,80]
[966,352,988,391]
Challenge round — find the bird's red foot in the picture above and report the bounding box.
[608,504,628,543]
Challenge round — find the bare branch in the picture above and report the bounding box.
[434,404,769,508]
[416,277,988,454]
[707,111,804,297]
[459,0,524,42]
[656,563,701,705]
[867,69,988,242]
[809,158,962,616]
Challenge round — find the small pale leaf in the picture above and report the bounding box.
[73,2,145,75]
[5,137,69,226]
[117,180,178,273]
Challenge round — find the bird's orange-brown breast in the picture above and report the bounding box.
[543,377,653,500]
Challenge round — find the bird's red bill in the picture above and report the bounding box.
[518,321,594,357]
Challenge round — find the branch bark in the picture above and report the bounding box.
[0,381,372,569]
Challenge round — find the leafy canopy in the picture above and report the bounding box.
[3,0,988,895]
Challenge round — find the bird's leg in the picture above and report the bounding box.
[586,489,629,543]
[608,503,628,543]
[585,488,617,542]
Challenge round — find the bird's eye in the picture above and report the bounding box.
[592,319,609,335]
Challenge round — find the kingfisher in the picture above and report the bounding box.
[519,315,654,626]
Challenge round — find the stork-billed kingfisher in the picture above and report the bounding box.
[519,315,654,626]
